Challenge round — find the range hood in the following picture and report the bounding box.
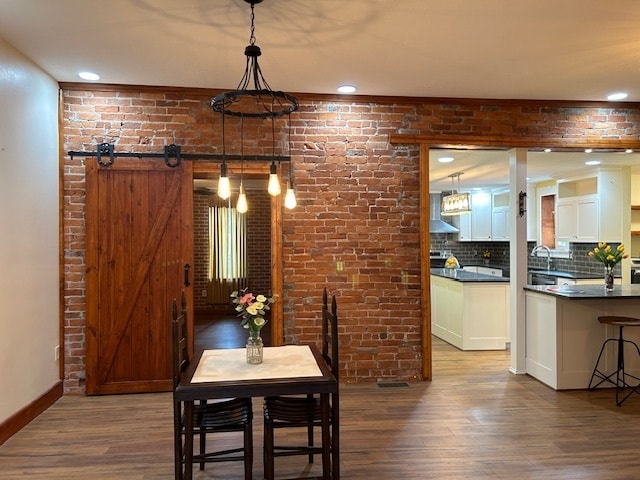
[429,193,459,234]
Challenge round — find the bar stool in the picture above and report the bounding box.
[588,316,640,406]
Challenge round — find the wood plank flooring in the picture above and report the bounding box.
[2,337,640,479]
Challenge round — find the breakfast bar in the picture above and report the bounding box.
[524,284,640,390]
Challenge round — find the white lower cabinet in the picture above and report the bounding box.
[431,275,509,350]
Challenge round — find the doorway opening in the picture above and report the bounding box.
[192,165,283,350]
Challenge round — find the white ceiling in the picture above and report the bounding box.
[1,0,639,189]
[429,149,640,191]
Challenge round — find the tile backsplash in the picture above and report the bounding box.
[429,233,623,277]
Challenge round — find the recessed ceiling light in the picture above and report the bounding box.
[337,85,356,94]
[543,148,552,153]
[607,92,628,101]
[584,148,593,153]
[585,160,601,166]
[78,71,100,81]
[438,156,454,163]
[626,149,633,153]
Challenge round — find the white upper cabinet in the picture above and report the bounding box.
[457,192,494,241]
[491,191,510,240]
[472,193,493,240]
[556,194,598,242]
[555,169,624,244]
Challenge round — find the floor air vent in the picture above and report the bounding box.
[376,381,410,388]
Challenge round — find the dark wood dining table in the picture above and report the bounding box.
[174,344,339,480]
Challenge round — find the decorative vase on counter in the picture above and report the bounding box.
[246,333,264,364]
[604,267,614,292]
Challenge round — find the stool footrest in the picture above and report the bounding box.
[588,328,640,406]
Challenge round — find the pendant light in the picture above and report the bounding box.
[217,163,231,200]
[237,116,248,213]
[237,183,248,213]
[284,117,296,209]
[284,180,296,209]
[217,106,231,200]
[441,172,471,216]
[211,0,297,203]
[268,160,281,196]
[267,116,281,196]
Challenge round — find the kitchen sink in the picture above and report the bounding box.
[528,272,557,285]
[527,269,576,285]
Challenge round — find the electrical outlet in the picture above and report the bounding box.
[201,289,207,297]
[54,345,60,361]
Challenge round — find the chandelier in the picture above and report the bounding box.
[211,0,298,212]
[441,173,471,216]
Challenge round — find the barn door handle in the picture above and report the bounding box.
[183,264,191,287]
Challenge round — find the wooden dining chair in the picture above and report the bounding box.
[263,288,339,480]
[172,292,254,480]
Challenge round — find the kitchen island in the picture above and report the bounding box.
[430,268,510,350]
[524,284,640,390]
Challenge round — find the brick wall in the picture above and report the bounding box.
[193,193,209,310]
[61,87,640,392]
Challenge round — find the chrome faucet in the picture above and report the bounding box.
[531,245,552,271]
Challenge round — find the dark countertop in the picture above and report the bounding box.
[431,268,510,283]
[524,284,640,299]
[463,266,605,280]
[527,269,603,280]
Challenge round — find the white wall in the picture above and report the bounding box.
[0,36,60,425]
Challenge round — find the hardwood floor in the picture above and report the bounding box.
[2,337,640,479]
[195,310,272,350]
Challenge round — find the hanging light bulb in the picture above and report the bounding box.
[283,113,296,209]
[236,115,248,213]
[217,162,231,199]
[284,180,297,209]
[268,161,281,196]
[237,183,248,213]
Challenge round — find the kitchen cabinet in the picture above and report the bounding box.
[556,195,598,242]
[555,169,624,243]
[491,191,509,240]
[457,192,492,241]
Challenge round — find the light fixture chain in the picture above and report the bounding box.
[249,2,256,46]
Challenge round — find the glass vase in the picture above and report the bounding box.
[246,334,263,364]
[604,267,614,292]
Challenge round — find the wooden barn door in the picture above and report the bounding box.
[85,159,193,395]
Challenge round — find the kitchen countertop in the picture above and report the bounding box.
[524,284,640,299]
[430,268,510,283]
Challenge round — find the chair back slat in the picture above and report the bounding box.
[172,291,189,389]
[321,288,338,381]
